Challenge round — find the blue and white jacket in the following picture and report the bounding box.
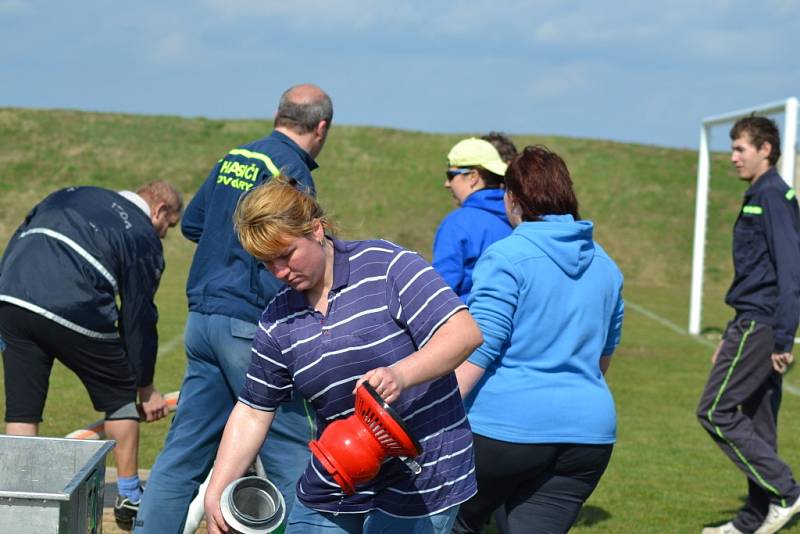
[0,187,164,386]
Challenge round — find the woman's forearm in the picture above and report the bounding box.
[396,310,481,384]
[358,310,482,401]
[204,402,275,532]
[454,360,486,398]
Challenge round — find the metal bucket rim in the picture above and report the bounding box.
[220,476,285,534]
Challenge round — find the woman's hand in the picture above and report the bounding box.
[204,486,229,534]
[355,366,406,403]
[203,403,275,534]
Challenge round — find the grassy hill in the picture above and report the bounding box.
[2,107,797,532]
[0,107,746,311]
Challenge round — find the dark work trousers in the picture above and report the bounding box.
[696,319,800,533]
[452,434,613,534]
[0,303,136,421]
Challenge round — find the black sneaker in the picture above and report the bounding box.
[114,493,141,527]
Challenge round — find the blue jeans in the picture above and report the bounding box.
[286,497,459,534]
[135,312,315,534]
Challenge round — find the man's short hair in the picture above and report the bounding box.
[481,131,518,164]
[137,181,183,214]
[275,86,333,134]
[730,114,782,167]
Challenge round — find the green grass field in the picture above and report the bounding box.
[1,107,799,532]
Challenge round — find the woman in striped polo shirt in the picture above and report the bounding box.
[203,176,483,534]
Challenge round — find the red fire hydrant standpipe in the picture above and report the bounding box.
[308,382,423,495]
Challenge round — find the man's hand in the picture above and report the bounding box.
[711,341,724,365]
[138,385,169,422]
[771,352,794,374]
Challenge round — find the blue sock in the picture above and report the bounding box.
[117,474,142,502]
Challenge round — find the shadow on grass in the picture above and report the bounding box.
[699,496,746,527]
[573,505,612,528]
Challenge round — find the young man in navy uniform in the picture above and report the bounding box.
[698,116,800,534]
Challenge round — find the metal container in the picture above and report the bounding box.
[220,476,285,534]
[0,435,114,533]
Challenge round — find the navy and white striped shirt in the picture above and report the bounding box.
[240,237,477,516]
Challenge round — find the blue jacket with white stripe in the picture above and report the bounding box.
[0,187,164,386]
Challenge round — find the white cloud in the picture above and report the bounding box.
[764,0,800,15]
[682,28,777,63]
[150,32,198,66]
[199,0,562,38]
[202,0,417,31]
[522,61,602,100]
[0,0,34,13]
[529,3,704,47]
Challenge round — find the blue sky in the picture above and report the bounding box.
[1,0,799,149]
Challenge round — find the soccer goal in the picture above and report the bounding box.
[689,97,799,335]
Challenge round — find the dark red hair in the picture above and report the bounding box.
[505,145,580,221]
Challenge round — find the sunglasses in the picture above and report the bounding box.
[446,168,473,180]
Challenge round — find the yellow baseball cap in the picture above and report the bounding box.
[447,138,508,176]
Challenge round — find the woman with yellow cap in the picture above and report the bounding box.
[433,138,512,303]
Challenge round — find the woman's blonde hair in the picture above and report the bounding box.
[234,175,334,259]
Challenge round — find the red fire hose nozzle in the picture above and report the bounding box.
[308,382,422,495]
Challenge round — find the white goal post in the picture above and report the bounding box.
[689,97,799,335]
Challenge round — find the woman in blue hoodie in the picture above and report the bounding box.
[452,146,625,534]
[432,138,512,303]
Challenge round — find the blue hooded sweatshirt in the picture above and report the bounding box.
[432,188,512,303]
[465,214,624,444]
